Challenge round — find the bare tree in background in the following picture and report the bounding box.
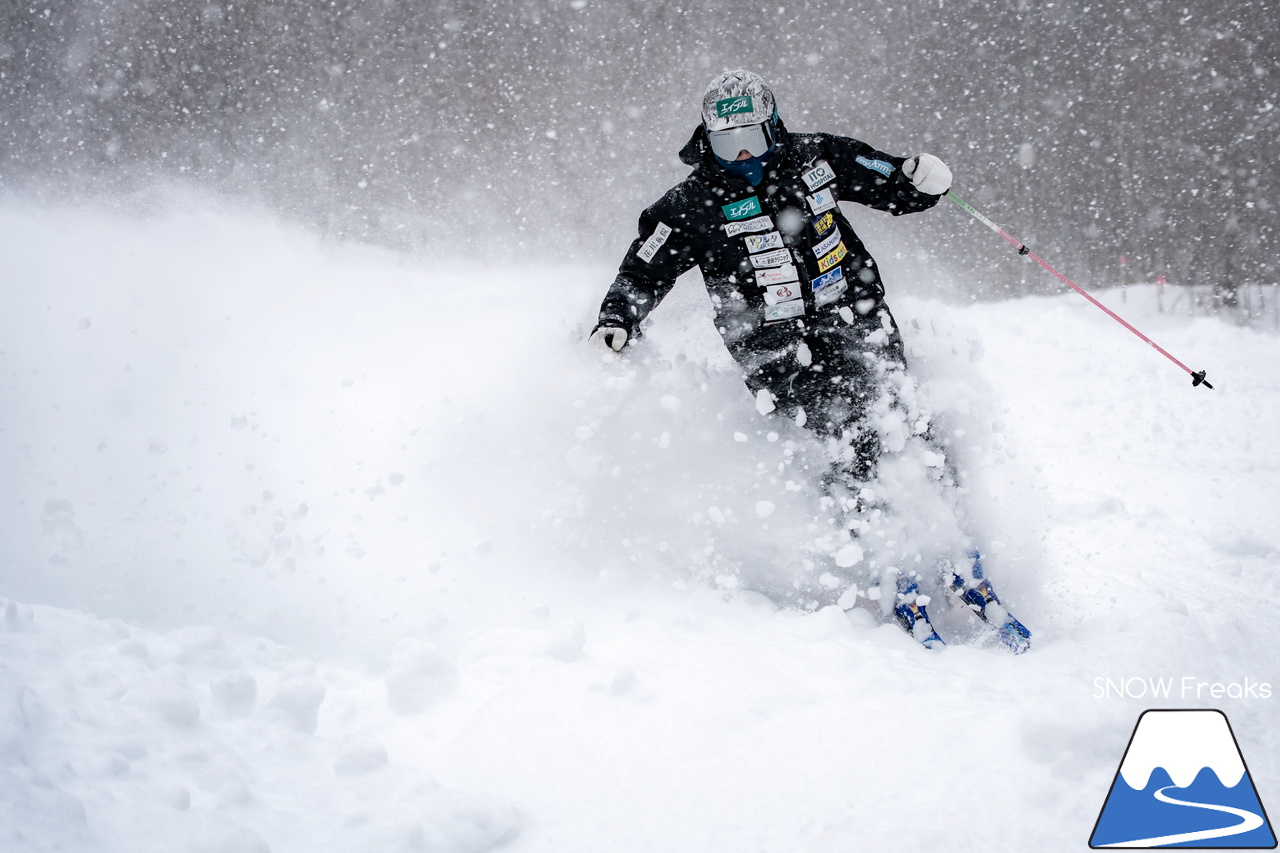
[1,0,1276,314]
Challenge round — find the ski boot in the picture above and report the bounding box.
[893,573,946,649]
[949,551,1031,654]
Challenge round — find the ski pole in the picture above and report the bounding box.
[946,191,1213,390]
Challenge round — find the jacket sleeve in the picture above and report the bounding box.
[821,134,942,216]
[596,198,700,339]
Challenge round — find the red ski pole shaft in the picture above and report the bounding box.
[946,191,1213,390]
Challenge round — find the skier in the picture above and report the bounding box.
[589,70,1030,652]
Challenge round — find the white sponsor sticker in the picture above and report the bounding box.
[807,187,837,214]
[812,229,841,258]
[802,159,836,192]
[815,278,848,306]
[764,298,807,322]
[763,281,801,305]
[637,222,672,263]
[744,231,784,253]
[749,248,792,269]
[755,263,799,287]
[724,215,774,237]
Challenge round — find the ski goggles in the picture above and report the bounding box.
[707,119,777,162]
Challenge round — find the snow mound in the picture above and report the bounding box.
[3,203,1279,852]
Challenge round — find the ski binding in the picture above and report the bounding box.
[950,551,1031,654]
[893,574,946,650]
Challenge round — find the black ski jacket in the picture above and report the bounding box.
[597,121,941,367]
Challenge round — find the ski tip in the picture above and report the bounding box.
[997,620,1032,655]
[1004,636,1032,655]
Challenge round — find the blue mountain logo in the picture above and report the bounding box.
[1091,709,1276,848]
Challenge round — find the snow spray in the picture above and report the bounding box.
[946,191,1214,390]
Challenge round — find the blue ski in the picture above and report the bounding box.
[949,551,1031,654]
[893,574,946,649]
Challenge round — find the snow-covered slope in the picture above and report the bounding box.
[2,203,1277,852]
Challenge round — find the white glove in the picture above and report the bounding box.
[590,326,628,352]
[902,153,952,195]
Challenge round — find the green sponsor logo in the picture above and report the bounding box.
[716,96,755,118]
[721,196,761,221]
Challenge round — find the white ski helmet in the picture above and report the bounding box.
[701,70,776,132]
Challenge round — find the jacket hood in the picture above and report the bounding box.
[678,125,708,166]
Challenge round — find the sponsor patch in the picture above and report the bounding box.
[765,298,806,322]
[724,215,774,237]
[762,281,801,306]
[812,266,844,292]
[636,222,672,263]
[749,248,792,269]
[813,267,848,306]
[807,187,837,215]
[722,196,762,221]
[816,241,847,273]
[812,211,835,237]
[802,159,836,191]
[816,279,848,306]
[755,263,799,287]
[716,96,755,118]
[855,154,895,178]
[812,230,841,258]
[744,231,784,253]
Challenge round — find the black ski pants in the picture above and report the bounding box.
[741,302,907,483]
